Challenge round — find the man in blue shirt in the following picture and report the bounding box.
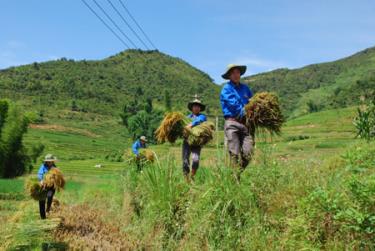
[183,96,207,181]
[37,154,57,219]
[132,136,147,170]
[220,64,255,177]
[132,136,147,156]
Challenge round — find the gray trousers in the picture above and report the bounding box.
[224,120,255,169]
[182,140,202,175]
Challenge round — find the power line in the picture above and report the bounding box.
[81,0,130,49]
[106,0,150,50]
[92,0,139,49]
[118,0,157,50]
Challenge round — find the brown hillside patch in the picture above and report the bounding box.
[30,124,99,138]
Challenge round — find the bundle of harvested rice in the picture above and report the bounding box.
[185,121,216,146]
[25,178,47,201]
[44,168,65,191]
[245,92,284,134]
[138,149,155,163]
[155,112,190,143]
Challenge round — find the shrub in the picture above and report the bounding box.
[290,143,375,249]
[354,98,375,141]
[0,100,43,178]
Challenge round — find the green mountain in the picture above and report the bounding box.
[243,46,375,117]
[1,47,375,121]
[0,50,221,116]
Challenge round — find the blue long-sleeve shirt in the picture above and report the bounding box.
[132,139,146,156]
[37,164,54,181]
[220,81,253,118]
[187,113,207,127]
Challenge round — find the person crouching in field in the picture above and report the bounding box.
[37,154,58,219]
[220,64,255,180]
[183,96,207,181]
[132,136,147,170]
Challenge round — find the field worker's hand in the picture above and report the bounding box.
[186,123,193,129]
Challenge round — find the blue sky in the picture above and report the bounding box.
[1,0,374,83]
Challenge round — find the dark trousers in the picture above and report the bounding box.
[182,140,202,175]
[39,189,55,219]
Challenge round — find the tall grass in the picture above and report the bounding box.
[121,142,375,250]
[4,138,371,250]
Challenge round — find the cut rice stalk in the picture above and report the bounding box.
[25,178,47,201]
[185,121,216,146]
[245,92,284,134]
[155,112,190,143]
[139,149,155,163]
[44,168,65,191]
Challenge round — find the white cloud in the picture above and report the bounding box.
[0,40,60,69]
[196,54,292,84]
[231,55,292,74]
[6,40,27,49]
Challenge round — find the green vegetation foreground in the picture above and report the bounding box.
[0,107,374,250]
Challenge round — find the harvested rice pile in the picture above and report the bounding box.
[53,204,133,250]
[185,121,216,146]
[44,168,66,191]
[245,92,284,134]
[155,112,189,143]
[25,178,48,201]
[138,149,155,163]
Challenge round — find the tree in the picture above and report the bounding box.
[136,87,144,96]
[0,100,43,178]
[71,100,79,111]
[121,97,163,142]
[120,99,141,127]
[0,100,9,135]
[0,100,8,176]
[127,111,150,140]
[354,98,375,141]
[307,100,321,113]
[145,97,153,114]
[164,90,172,111]
[33,62,40,70]
[127,110,163,141]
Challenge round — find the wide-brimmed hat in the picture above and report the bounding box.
[140,136,148,142]
[188,98,206,112]
[44,154,58,162]
[221,64,247,80]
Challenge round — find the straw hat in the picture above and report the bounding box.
[140,136,148,142]
[221,64,247,80]
[44,154,58,162]
[188,96,206,112]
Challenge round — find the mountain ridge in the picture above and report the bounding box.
[243,46,375,117]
